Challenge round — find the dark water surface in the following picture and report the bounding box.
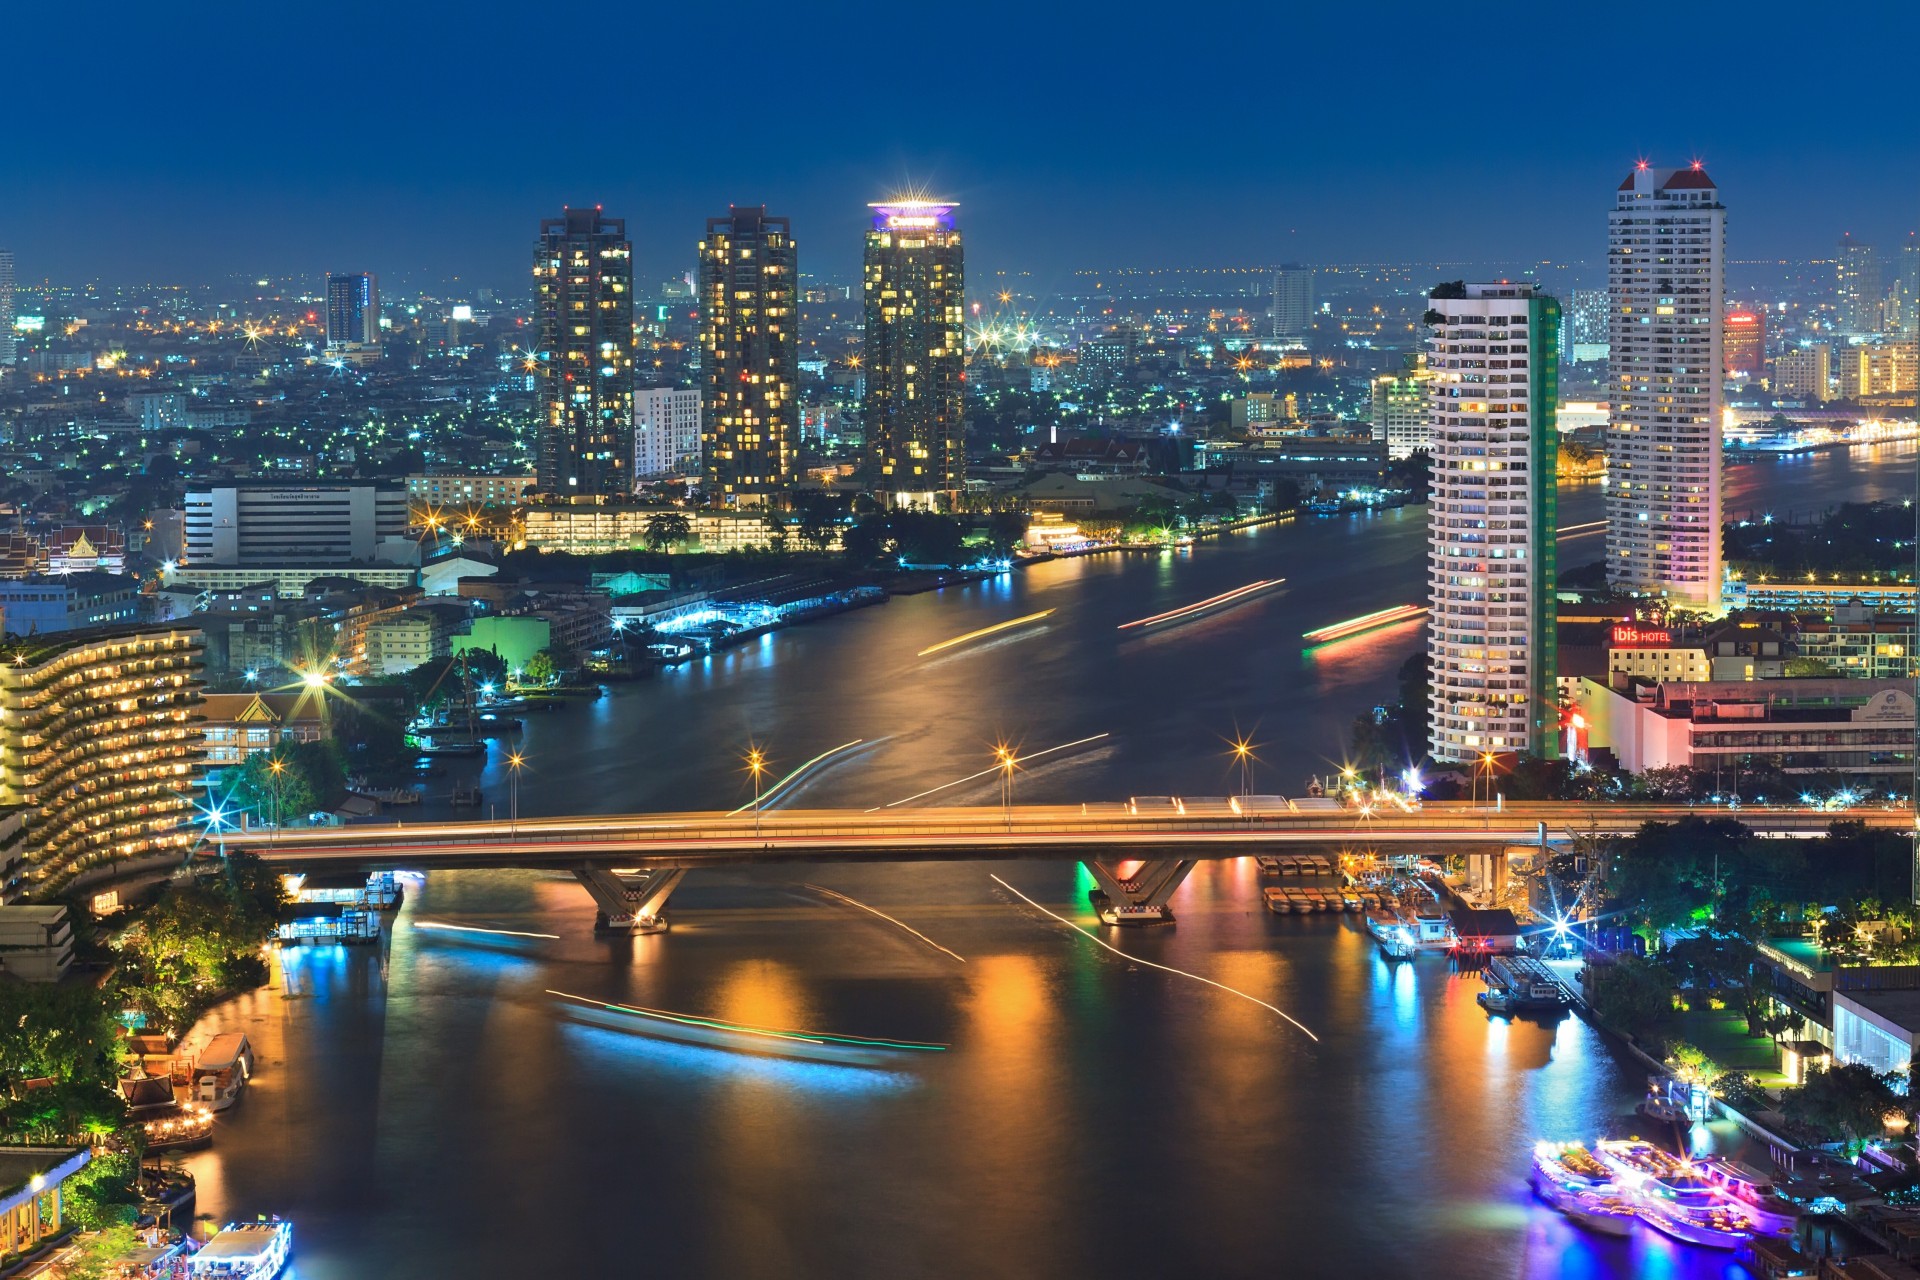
[181,445,1914,1278]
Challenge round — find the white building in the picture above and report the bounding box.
[185,484,412,566]
[0,249,14,367]
[1424,282,1560,763]
[1604,164,1725,612]
[634,388,702,479]
[1370,359,1432,459]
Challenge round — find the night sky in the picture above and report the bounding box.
[5,0,1917,291]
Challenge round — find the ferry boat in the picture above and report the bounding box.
[192,1033,253,1112]
[189,1220,291,1278]
[1485,956,1569,1010]
[1697,1157,1800,1235]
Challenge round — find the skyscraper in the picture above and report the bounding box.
[1425,282,1560,763]
[533,207,635,497]
[0,249,15,367]
[1269,264,1314,339]
[1836,234,1885,334]
[698,206,798,506]
[325,272,379,348]
[862,200,965,507]
[1605,163,1725,613]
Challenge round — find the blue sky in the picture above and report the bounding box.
[4,0,1915,290]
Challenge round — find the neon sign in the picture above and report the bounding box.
[1611,625,1672,647]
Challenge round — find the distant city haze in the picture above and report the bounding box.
[5,1,1919,286]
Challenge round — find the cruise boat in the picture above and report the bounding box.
[1633,1193,1749,1249]
[1697,1157,1800,1235]
[189,1221,291,1278]
[1532,1141,1613,1193]
[1596,1141,1750,1249]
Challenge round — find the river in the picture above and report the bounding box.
[179,443,1916,1278]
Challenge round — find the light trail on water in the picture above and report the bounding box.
[917,609,1055,657]
[989,874,1320,1043]
[728,739,867,815]
[802,883,967,963]
[866,732,1111,811]
[1116,578,1284,631]
[413,920,561,941]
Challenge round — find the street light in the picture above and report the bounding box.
[507,751,525,830]
[267,757,287,841]
[1475,752,1498,810]
[1230,737,1256,798]
[746,748,767,839]
[995,745,1019,831]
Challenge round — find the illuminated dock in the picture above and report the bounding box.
[1117,579,1285,631]
[918,609,1056,657]
[1302,603,1427,643]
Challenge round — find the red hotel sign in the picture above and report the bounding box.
[1611,625,1673,647]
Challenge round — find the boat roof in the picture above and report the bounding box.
[198,1223,286,1257]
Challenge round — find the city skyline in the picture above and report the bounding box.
[6,4,1920,285]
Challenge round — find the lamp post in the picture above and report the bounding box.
[1231,738,1255,798]
[747,749,767,839]
[267,757,287,842]
[996,746,1018,831]
[507,751,525,831]
[1476,752,1497,811]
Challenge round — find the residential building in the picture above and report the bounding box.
[0,249,13,367]
[0,623,204,899]
[533,207,634,497]
[185,483,412,566]
[405,474,535,511]
[699,206,798,505]
[520,503,793,554]
[1795,602,1915,679]
[1269,264,1314,339]
[0,905,72,978]
[1837,234,1884,334]
[1370,357,1432,458]
[325,272,380,349]
[1773,344,1833,401]
[863,200,965,507]
[1605,163,1725,612]
[364,608,454,675]
[1563,288,1609,364]
[635,387,701,478]
[0,574,141,635]
[1424,283,1560,763]
[200,691,330,768]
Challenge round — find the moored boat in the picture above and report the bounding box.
[189,1220,291,1278]
[1697,1157,1800,1235]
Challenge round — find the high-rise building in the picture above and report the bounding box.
[1269,265,1314,340]
[1724,307,1766,382]
[1424,282,1560,763]
[1370,356,1432,459]
[1564,289,1609,364]
[325,272,379,349]
[1773,345,1832,401]
[0,623,204,902]
[1837,234,1885,334]
[635,387,702,478]
[533,207,635,497]
[862,200,965,507]
[184,483,412,566]
[697,206,798,505]
[0,249,14,367]
[1890,234,1920,336]
[1605,163,1725,613]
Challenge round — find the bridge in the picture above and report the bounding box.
[223,800,1911,933]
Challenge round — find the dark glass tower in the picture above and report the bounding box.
[698,206,798,506]
[325,272,378,348]
[533,207,634,497]
[862,200,965,507]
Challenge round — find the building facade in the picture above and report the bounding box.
[533,207,635,497]
[0,624,203,899]
[1424,282,1560,763]
[0,249,13,367]
[1724,308,1765,381]
[0,575,141,636]
[635,387,702,478]
[698,206,798,505]
[200,691,329,768]
[1269,265,1314,339]
[1837,234,1884,334]
[405,474,535,511]
[185,484,411,566]
[1605,163,1725,612]
[1370,357,1432,459]
[1773,344,1832,401]
[325,272,380,349]
[862,200,965,507]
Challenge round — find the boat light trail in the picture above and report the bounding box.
[1302,604,1427,644]
[918,609,1055,657]
[989,874,1319,1042]
[868,733,1111,811]
[728,739,865,815]
[1558,520,1606,535]
[413,920,561,941]
[546,990,948,1051]
[802,883,967,963]
[1117,579,1284,631]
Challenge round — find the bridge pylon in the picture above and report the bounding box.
[574,867,684,934]
[1083,858,1197,925]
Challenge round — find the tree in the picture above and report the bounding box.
[52,1223,142,1278]
[644,512,693,553]
[1782,1063,1904,1143]
[1587,955,1674,1045]
[521,651,557,687]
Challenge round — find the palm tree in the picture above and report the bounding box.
[644,512,693,553]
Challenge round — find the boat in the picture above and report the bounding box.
[1634,1079,1691,1126]
[1486,955,1569,1010]
[416,737,487,758]
[1593,1140,1754,1249]
[1697,1157,1800,1235]
[1115,579,1285,632]
[547,989,949,1068]
[1478,988,1516,1014]
[1633,1193,1749,1249]
[191,1032,253,1112]
[1564,1191,1640,1238]
[1098,902,1173,926]
[189,1220,291,1278]
[1533,1141,1613,1192]
[1262,887,1293,914]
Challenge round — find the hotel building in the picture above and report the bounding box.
[862,200,965,507]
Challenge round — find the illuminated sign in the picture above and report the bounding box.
[886,216,940,230]
[1610,624,1673,647]
[14,315,45,333]
[451,305,473,322]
